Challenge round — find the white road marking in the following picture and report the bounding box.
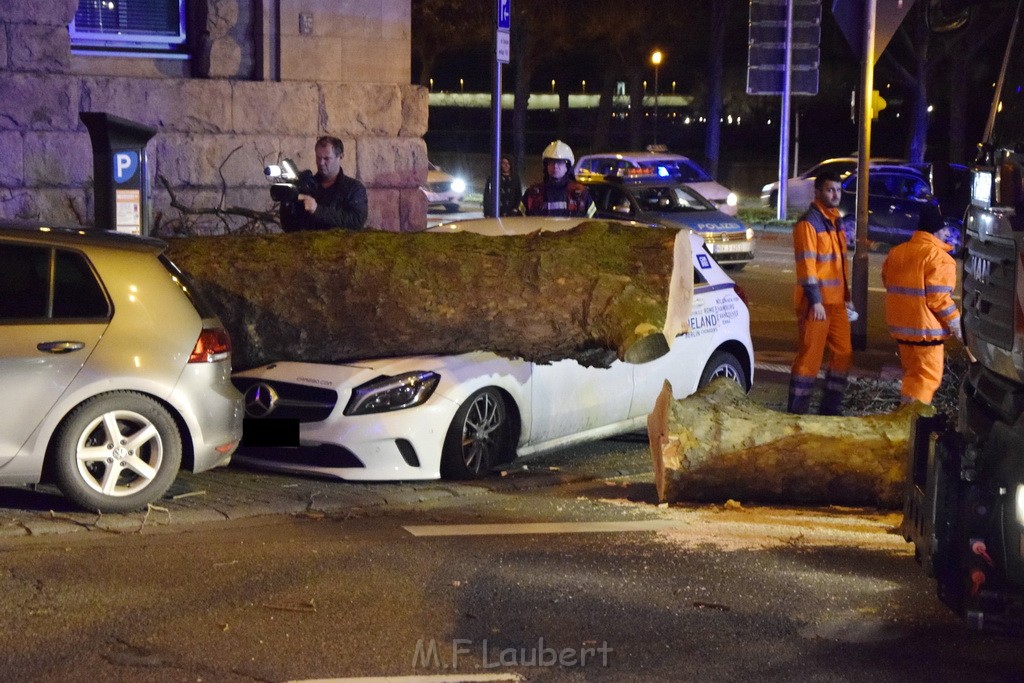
[403,520,683,537]
[755,362,793,375]
[290,676,524,683]
[291,676,523,683]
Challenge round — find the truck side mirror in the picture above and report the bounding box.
[925,0,970,33]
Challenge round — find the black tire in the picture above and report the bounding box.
[440,388,512,479]
[444,203,460,213]
[723,262,747,272]
[698,351,748,392]
[50,392,182,513]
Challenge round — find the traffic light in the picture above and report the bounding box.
[872,90,887,119]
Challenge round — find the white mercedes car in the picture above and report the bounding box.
[231,216,754,481]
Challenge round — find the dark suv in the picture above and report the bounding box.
[838,163,969,254]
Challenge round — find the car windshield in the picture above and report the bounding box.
[843,173,930,200]
[633,185,714,212]
[160,254,220,318]
[636,159,712,183]
[991,34,1024,146]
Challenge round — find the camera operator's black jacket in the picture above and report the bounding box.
[280,171,369,232]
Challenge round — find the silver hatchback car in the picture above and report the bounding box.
[0,222,243,512]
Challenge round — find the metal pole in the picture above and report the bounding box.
[776,0,794,221]
[654,63,659,145]
[793,105,800,182]
[491,41,503,218]
[851,0,877,352]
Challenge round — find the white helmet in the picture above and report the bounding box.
[542,139,574,165]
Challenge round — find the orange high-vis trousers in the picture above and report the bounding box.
[897,342,945,404]
[789,301,853,414]
[792,302,853,378]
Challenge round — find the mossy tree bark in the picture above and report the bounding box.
[647,379,934,508]
[166,221,693,370]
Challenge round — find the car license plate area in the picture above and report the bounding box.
[709,241,750,254]
[242,418,299,447]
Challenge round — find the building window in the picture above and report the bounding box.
[70,0,187,58]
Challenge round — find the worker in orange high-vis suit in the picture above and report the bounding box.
[881,203,962,404]
[788,171,856,415]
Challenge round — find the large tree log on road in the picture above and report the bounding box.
[166,221,693,370]
[647,379,933,508]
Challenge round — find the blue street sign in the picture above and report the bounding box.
[113,150,139,183]
[497,0,511,30]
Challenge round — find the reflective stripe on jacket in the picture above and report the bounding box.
[793,201,849,306]
[522,180,596,218]
[881,231,960,342]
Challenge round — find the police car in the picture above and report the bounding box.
[579,175,755,270]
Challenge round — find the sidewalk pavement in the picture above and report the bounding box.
[0,355,900,540]
[0,452,624,540]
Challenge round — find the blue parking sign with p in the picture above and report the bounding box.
[113,151,139,184]
[497,0,511,30]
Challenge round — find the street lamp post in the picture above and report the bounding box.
[651,49,663,145]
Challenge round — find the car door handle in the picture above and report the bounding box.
[37,341,85,354]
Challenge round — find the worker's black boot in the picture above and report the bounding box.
[787,375,814,414]
[818,372,848,416]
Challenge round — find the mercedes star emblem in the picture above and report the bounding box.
[244,383,279,418]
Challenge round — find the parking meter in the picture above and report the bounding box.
[80,112,157,235]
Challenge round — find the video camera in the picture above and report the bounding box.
[265,159,317,203]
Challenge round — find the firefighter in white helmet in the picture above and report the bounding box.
[521,140,596,217]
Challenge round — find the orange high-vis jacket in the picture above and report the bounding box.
[881,231,960,342]
[793,201,850,306]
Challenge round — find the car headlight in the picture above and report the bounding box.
[451,178,466,194]
[1016,483,1024,527]
[745,227,754,240]
[344,371,441,416]
[972,169,993,208]
[726,192,738,207]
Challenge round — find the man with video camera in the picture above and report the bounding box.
[278,136,368,231]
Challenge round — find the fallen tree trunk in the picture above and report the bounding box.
[165,221,692,370]
[647,379,933,508]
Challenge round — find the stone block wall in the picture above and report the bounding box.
[0,0,428,234]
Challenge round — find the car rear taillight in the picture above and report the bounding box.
[732,283,751,308]
[189,327,232,363]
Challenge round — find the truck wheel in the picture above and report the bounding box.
[50,392,182,513]
[441,388,512,479]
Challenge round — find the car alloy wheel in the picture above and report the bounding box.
[51,392,182,513]
[699,351,748,392]
[441,388,511,479]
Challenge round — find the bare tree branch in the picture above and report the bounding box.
[156,174,279,235]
